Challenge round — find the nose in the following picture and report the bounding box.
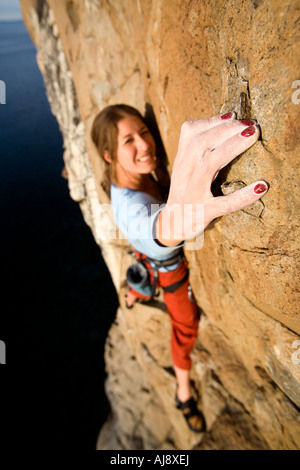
[136,134,150,151]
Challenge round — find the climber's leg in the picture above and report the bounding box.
[159,262,205,433]
[174,365,191,402]
[159,261,200,371]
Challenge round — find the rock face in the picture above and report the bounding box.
[20,0,300,450]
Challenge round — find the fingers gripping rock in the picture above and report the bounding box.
[213,181,268,218]
[221,182,265,217]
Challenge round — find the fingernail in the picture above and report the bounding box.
[241,125,256,137]
[239,119,256,126]
[253,182,268,194]
[220,112,234,120]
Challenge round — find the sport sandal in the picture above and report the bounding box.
[175,395,206,433]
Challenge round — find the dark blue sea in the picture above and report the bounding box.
[0,21,118,450]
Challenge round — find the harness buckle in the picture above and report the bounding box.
[188,285,196,302]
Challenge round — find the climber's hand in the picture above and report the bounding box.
[156,112,268,245]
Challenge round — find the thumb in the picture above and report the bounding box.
[211,180,269,219]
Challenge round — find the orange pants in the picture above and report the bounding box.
[128,252,200,370]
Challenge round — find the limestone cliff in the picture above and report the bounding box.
[20,0,300,450]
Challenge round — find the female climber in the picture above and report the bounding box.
[91,104,268,433]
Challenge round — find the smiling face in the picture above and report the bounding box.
[114,116,157,185]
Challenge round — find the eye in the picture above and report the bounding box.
[124,137,133,145]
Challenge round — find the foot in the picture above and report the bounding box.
[175,395,206,433]
[126,290,138,309]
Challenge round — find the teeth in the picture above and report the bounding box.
[138,155,151,162]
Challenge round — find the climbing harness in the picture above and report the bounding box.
[126,248,190,300]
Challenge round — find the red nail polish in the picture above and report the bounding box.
[221,112,233,120]
[241,125,256,137]
[254,183,267,194]
[240,119,256,126]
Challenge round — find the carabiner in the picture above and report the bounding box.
[188,285,196,302]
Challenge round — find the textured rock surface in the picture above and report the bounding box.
[20,0,300,450]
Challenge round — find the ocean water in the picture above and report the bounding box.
[0,21,118,450]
